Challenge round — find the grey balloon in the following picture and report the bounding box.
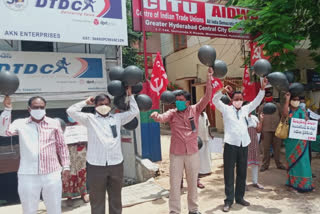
[0,71,20,95]
[220,95,230,105]
[132,82,143,94]
[198,45,216,67]
[109,66,124,81]
[266,72,289,91]
[160,91,176,104]
[107,80,126,97]
[289,82,304,97]
[123,65,144,86]
[263,102,277,115]
[135,94,152,112]
[284,71,295,83]
[197,136,203,150]
[253,59,272,77]
[172,90,183,96]
[123,117,138,130]
[114,95,129,111]
[213,60,228,78]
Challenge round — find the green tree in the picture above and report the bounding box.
[228,0,320,72]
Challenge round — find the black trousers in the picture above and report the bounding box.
[223,143,248,205]
[87,162,124,214]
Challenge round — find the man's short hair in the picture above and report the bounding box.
[175,90,191,102]
[28,96,47,107]
[231,91,242,98]
[94,94,111,105]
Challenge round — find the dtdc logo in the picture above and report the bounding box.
[35,0,122,19]
[4,0,28,11]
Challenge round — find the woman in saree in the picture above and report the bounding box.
[283,92,314,192]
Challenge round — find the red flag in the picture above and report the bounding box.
[210,77,223,110]
[242,65,258,102]
[250,42,270,66]
[149,52,168,98]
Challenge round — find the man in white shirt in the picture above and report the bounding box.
[66,87,139,214]
[0,96,70,214]
[212,78,267,212]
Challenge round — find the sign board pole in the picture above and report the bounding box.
[141,0,149,79]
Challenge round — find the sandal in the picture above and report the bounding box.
[253,183,264,189]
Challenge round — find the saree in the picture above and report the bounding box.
[284,108,314,192]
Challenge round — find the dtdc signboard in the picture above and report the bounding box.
[0,0,128,45]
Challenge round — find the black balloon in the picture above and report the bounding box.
[263,102,277,115]
[135,94,152,112]
[220,95,230,105]
[55,118,66,132]
[213,60,228,78]
[109,66,124,81]
[0,71,20,95]
[253,59,272,77]
[114,95,129,111]
[289,82,304,97]
[266,72,289,91]
[160,91,176,104]
[284,71,295,83]
[172,90,183,96]
[107,80,125,97]
[198,45,216,67]
[132,82,143,94]
[198,136,203,150]
[123,65,144,86]
[123,117,138,130]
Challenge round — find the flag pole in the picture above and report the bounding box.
[140,0,149,80]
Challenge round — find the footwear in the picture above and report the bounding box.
[252,183,264,189]
[245,185,249,191]
[66,198,73,207]
[260,166,268,172]
[188,211,201,214]
[277,165,286,170]
[312,173,316,178]
[197,182,205,189]
[223,204,231,212]
[236,199,250,206]
[181,180,184,189]
[82,194,90,203]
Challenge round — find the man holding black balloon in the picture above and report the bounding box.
[212,78,268,212]
[66,87,139,214]
[150,68,213,214]
[0,96,70,214]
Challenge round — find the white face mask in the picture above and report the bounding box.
[30,109,46,120]
[299,103,306,110]
[95,105,111,116]
[232,101,243,109]
[290,100,300,108]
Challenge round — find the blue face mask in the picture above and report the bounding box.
[67,116,75,123]
[176,100,187,111]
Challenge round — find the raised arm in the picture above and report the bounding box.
[0,96,18,137]
[195,67,213,112]
[245,77,267,113]
[66,97,93,126]
[282,92,291,118]
[150,109,175,123]
[117,95,140,125]
[212,85,233,114]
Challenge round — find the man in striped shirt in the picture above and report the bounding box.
[0,96,70,214]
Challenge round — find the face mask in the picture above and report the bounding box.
[67,116,75,123]
[290,100,300,108]
[30,109,46,120]
[265,96,273,102]
[175,100,187,111]
[299,103,306,109]
[232,101,243,109]
[95,105,111,116]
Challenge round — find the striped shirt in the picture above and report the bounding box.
[66,95,139,166]
[0,108,70,175]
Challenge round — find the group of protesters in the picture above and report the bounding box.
[0,67,318,214]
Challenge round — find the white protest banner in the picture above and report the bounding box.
[64,125,88,145]
[0,0,127,45]
[289,118,318,141]
[308,109,320,120]
[0,51,107,93]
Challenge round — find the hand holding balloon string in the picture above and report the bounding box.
[3,95,12,109]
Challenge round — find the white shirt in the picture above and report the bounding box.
[198,112,210,142]
[247,115,259,128]
[67,96,139,166]
[212,90,265,147]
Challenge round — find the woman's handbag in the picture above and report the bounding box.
[275,117,289,139]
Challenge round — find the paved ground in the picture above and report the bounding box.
[1,132,320,214]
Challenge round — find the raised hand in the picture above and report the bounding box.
[85,96,95,105]
[127,86,132,96]
[285,92,291,101]
[222,85,233,94]
[150,111,159,119]
[3,96,12,109]
[261,77,268,90]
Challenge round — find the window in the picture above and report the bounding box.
[56,43,86,53]
[173,34,187,52]
[21,41,53,52]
